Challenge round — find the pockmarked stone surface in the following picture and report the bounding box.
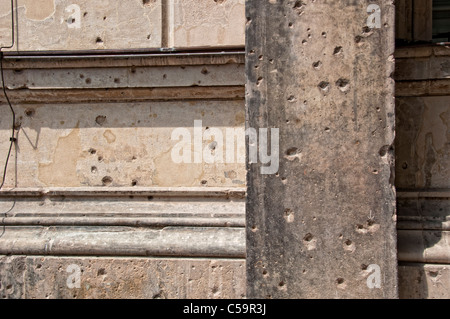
[0,256,246,299]
[246,0,397,298]
[0,0,246,51]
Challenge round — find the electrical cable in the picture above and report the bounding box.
[0,0,17,239]
[0,0,16,190]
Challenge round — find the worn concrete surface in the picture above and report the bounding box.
[0,0,245,51]
[395,46,450,299]
[399,263,450,299]
[0,54,246,188]
[0,52,246,299]
[246,0,397,298]
[0,255,246,299]
[172,0,245,48]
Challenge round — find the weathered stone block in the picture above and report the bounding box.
[0,256,246,299]
[246,0,397,298]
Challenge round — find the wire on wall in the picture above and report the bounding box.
[0,0,17,190]
[0,0,17,239]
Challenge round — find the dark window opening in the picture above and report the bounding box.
[433,0,450,42]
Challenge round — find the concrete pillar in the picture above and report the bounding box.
[246,0,397,298]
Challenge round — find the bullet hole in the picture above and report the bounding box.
[147,196,154,201]
[286,147,299,156]
[131,179,138,186]
[147,34,151,40]
[132,155,137,161]
[85,78,92,84]
[13,69,23,74]
[336,278,345,285]
[333,46,343,55]
[36,264,42,269]
[91,166,97,173]
[214,0,226,3]
[102,176,113,186]
[256,77,263,86]
[163,74,167,79]
[429,271,439,278]
[302,39,308,45]
[288,22,293,28]
[131,67,137,74]
[293,1,305,15]
[143,0,156,5]
[324,127,330,132]
[362,26,372,35]
[303,233,313,242]
[246,17,252,26]
[201,180,208,185]
[25,108,35,117]
[372,169,378,174]
[83,12,88,17]
[355,35,363,44]
[345,239,352,246]
[95,115,107,126]
[284,209,294,223]
[318,81,330,93]
[312,61,322,69]
[201,67,209,75]
[287,95,296,102]
[262,269,268,276]
[361,264,368,270]
[278,281,285,287]
[98,156,104,162]
[336,78,350,92]
[321,31,327,38]
[307,28,311,32]
[402,162,408,170]
[208,141,217,151]
[79,74,85,79]
[95,37,103,44]
[258,55,264,61]
[88,148,97,155]
[269,59,274,64]
[379,145,392,157]
[97,268,106,276]
[114,78,120,84]
[103,16,107,20]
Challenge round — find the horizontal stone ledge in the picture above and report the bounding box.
[0,86,245,104]
[397,230,450,264]
[3,64,245,90]
[397,218,450,231]
[395,55,450,81]
[0,217,245,228]
[397,190,450,199]
[2,51,245,69]
[0,226,246,258]
[395,79,450,96]
[0,187,247,199]
[395,45,450,58]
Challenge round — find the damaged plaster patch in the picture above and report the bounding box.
[21,0,56,21]
[153,148,203,187]
[38,128,81,186]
